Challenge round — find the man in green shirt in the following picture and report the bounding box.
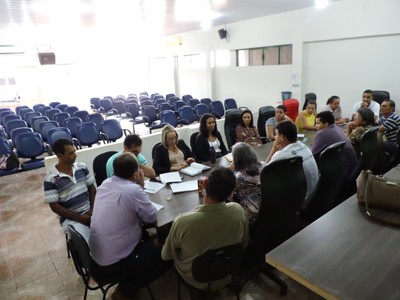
[161,167,249,290]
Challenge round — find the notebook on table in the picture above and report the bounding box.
[159,171,182,184]
[180,162,211,176]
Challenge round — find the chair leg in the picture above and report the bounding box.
[65,234,70,258]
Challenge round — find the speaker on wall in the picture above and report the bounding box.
[38,52,56,65]
[218,28,227,39]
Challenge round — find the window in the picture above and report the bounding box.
[179,54,206,70]
[236,44,292,66]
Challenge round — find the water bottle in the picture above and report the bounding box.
[209,146,216,163]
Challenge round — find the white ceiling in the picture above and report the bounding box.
[0,0,324,44]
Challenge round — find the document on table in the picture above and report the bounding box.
[180,162,211,176]
[151,202,164,211]
[144,180,165,194]
[224,153,233,162]
[170,180,198,193]
[159,171,182,184]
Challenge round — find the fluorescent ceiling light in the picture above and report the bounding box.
[315,0,329,9]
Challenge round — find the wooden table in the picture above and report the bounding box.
[265,166,400,300]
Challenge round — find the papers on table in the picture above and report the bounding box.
[170,180,198,194]
[144,180,165,194]
[180,162,211,176]
[224,153,233,162]
[297,133,305,138]
[159,171,182,184]
[151,202,164,211]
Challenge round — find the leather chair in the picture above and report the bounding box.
[93,151,118,187]
[303,92,317,110]
[303,141,346,223]
[243,156,307,296]
[177,243,242,300]
[224,109,242,150]
[257,106,275,143]
[67,225,155,300]
[371,90,390,105]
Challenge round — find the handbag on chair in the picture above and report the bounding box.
[356,170,400,226]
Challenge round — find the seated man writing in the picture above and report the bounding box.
[161,167,249,290]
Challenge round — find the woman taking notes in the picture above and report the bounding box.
[153,125,195,175]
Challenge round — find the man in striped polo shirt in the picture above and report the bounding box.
[44,138,96,241]
[378,100,400,143]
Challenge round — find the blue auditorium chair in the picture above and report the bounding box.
[14,132,45,170]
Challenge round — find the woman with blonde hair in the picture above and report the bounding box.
[153,125,194,175]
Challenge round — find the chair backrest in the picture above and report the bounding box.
[158,102,173,113]
[10,127,33,146]
[211,100,225,118]
[47,127,73,148]
[25,112,41,127]
[224,109,243,150]
[5,119,28,135]
[67,225,92,272]
[0,136,13,155]
[358,126,386,175]
[166,93,176,101]
[0,110,14,125]
[257,106,275,139]
[14,132,45,159]
[126,103,140,119]
[39,121,59,142]
[152,142,162,160]
[303,93,317,110]
[99,98,113,112]
[3,114,20,126]
[200,98,212,110]
[190,131,199,153]
[168,96,180,106]
[20,108,34,121]
[189,98,200,108]
[76,122,100,147]
[160,110,179,127]
[182,94,193,103]
[371,90,390,105]
[113,100,126,115]
[73,110,90,122]
[49,101,61,108]
[140,99,153,108]
[178,106,196,124]
[283,98,299,122]
[64,117,82,137]
[38,105,52,116]
[191,243,242,291]
[250,157,306,263]
[194,103,209,120]
[85,113,104,133]
[101,119,123,142]
[142,106,159,124]
[15,106,29,115]
[173,100,186,112]
[53,112,71,127]
[65,106,79,116]
[93,151,118,186]
[46,108,62,120]
[56,104,69,112]
[304,141,346,222]
[32,104,45,112]
[224,98,238,110]
[90,97,101,109]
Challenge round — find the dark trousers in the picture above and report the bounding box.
[91,241,171,296]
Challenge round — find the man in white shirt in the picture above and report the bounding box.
[352,89,380,120]
[266,121,318,208]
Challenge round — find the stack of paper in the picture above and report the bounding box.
[144,180,165,194]
[180,162,211,176]
[170,180,198,193]
[159,172,182,184]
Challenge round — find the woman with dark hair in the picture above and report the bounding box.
[230,142,266,223]
[295,100,317,131]
[194,113,228,162]
[322,96,348,124]
[153,125,194,175]
[235,109,262,146]
[346,108,376,157]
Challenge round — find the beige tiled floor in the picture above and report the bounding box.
[0,134,321,299]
